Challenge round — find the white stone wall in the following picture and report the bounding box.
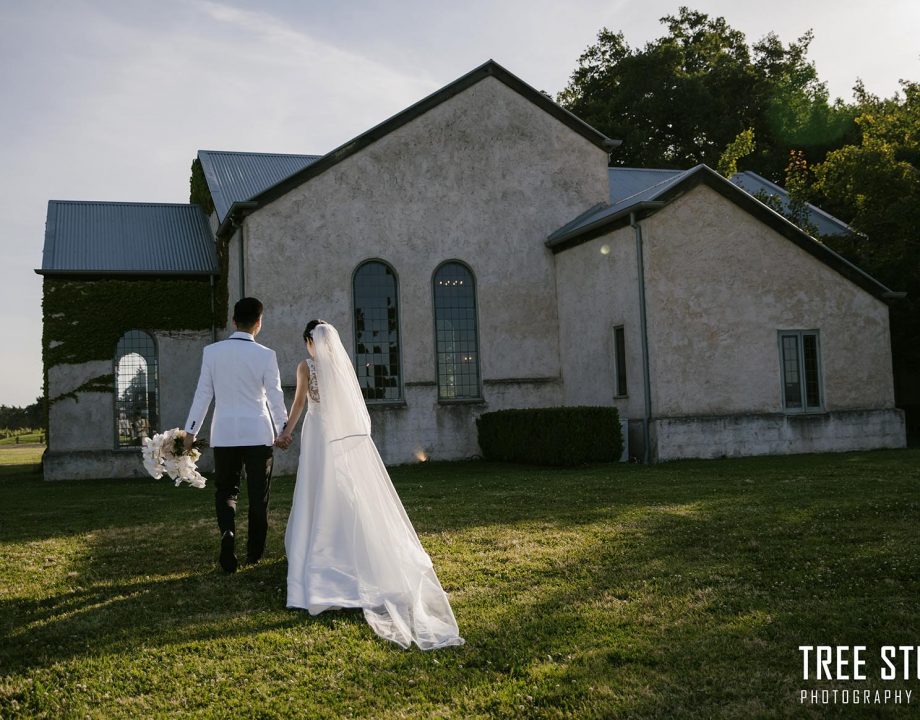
[653,409,906,461]
[47,360,113,453]
[554,224,646,424]
[641,184,896,417]
[44,331,213,480]
[239,75,610,464]
[552,182,903,459]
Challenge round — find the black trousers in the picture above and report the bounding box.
[213,445,274,561]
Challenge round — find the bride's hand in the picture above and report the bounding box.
[275,432,292,450]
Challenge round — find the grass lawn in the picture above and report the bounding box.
[1,448,919,718]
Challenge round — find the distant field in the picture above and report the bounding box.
[0,445,44,471]
[0,432,44,446]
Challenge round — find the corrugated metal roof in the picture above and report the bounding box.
[729,171,856,237]
[608,167,684,205]
[198,150,321,222]
[38,201,217,275]
[605,167,856,237]
[547,164,897,302]
[548,167,694,242]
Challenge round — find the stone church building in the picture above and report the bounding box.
[38,61,906,480]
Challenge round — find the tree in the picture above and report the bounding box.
[0,397,45,431]
[717,127,756,177]
[558,7,857,180]
[810,81,920,434]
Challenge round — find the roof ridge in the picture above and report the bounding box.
[733,171,859,235]
[610,167,685,173]
[198,149,322,158]
[610,166,695,206]
[48,200,201,208]
[230,59,621,231]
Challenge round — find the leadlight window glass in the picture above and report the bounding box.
[434,261,481,400]
[613,325,627,397]
[115,330,159,448]
[779,330,823,412]
[353,261,401,401]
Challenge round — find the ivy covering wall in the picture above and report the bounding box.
[189,158,215,217]
[42,278,214,368]
[190,157,230,328]
[43,161,231,411]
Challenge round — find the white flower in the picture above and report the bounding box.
[139,428,206,488]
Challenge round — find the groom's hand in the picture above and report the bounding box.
[183,433,195,452]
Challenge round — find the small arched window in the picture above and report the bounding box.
[115,330,159,448]
[353,260,401,402]
[433,261,481,400]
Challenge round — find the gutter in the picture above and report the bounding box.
[216,200,258,239]
[239,221,246,298]
[630,211,653,464]
[215,201,259,300]
[209,274,217,343]
[547,201,667,251]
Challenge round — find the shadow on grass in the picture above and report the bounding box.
[0,552,369,678]
[2,450,919,718]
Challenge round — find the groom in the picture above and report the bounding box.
[184,297,289,572]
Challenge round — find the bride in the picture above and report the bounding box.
[276,320,464,650]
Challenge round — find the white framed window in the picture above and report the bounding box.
[114,330,159,448]
[613,325,627,397]
[778,330,823,412]
[433,261,481,400]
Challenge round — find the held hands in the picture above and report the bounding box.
[274,431,293,450]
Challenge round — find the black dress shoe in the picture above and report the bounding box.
[219,531,238,573]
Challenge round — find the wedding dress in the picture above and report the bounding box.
[284,323,464,650]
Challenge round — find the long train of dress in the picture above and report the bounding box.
[285,374,464,650]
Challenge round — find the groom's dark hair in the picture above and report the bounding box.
[233,297,264,329]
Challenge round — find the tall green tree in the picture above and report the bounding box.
[558,7,857,180]
[811,81,920,430]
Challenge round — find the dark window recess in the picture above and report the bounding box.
[353,261,401,401]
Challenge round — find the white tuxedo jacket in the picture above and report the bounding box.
[184,331,288,447]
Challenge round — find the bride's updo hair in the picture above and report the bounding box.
[303,319,327,342]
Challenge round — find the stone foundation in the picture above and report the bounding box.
[651,408,906,461]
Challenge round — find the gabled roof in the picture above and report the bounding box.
[216,60,621,235]
[729,171,857,237]
[36,201,217,276]
[547,164,901,303]
[603,168,857,237]
[198,150,321,223]
[607,167,686,205]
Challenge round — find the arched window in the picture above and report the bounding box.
[114,330,159,448]
[433,261,481,400]
[353,260,401,402]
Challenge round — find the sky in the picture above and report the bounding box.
[1,0,917,407]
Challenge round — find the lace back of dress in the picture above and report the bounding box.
[306,357,320,403]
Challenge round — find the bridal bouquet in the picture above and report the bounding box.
[141,429,208,488]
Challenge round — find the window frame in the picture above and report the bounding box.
[777,329,824,414]
[351,258,404,405]
[113,329,160,451]
[431,259,482,402]
[612,324,628,398]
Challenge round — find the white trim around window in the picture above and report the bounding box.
[777,330,824,413]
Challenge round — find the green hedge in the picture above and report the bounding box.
[476,406,623,466]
